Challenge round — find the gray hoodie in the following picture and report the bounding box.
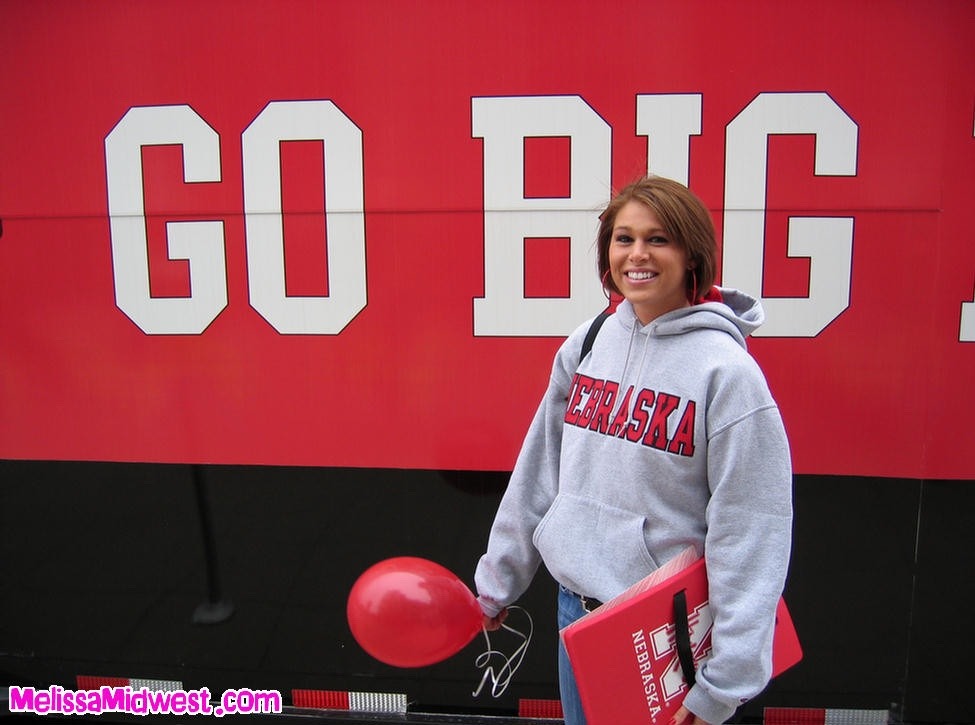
[475,287,793,724]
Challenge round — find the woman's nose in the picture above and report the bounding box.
[629,241,650,260]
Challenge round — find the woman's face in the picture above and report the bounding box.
[609,200,691,325]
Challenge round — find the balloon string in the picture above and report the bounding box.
[472,606,533,699]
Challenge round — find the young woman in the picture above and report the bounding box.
[475,176,793,725]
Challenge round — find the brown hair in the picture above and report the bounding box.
[596,176,717,301]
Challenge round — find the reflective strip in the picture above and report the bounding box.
[291,689,350,709]
[766,707,826,725]
[290,688,407,713]
[825,709,889,725]
[76,676,130,690]
[519,698,564,719]
[129,678,182,691]
[348,690,408,713]
[765,708,889,725]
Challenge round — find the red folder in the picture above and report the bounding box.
[560,548,802,725]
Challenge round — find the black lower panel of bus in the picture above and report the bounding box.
[1,461,971,723]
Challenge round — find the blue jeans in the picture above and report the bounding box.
[557,585,588,725]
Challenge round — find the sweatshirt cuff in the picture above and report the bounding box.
[477,596,503,618]
[682,684,738,725]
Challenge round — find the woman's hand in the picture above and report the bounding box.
[482,608,508,631]
[671,705,713,725]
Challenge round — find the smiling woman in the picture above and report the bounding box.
[475,175,793,725]
[597,176,719,325]
[608,201,691,325]
[1,1,974,721]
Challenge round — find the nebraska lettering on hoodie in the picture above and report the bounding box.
[475,288,793,724]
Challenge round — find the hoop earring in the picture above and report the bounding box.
[689,269,698,304]
[601,270,612,301]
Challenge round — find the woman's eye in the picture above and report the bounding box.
[649,236,668,245]
[614,234,633,244]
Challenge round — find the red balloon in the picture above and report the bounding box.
[347,557,483,668]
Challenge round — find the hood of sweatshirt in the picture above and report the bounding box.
[614,285,764,349]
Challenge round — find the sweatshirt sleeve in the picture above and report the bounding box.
[683,379,794,724]
[473,331,584,617]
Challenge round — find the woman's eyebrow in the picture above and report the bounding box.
[613,224,666,234]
